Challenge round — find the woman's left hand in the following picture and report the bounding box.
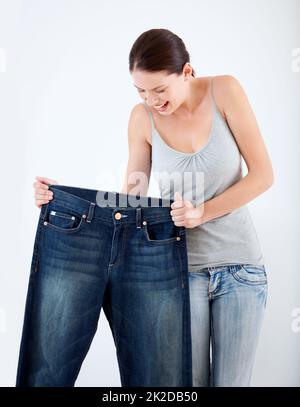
[170,192,206,229]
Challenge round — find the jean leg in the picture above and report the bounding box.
[16,215,109,386]
[211,265,267,387]
[103,224,192,387]
[188,271,211,387]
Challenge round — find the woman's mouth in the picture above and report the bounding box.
[154,101,169,112]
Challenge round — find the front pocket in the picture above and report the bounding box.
[232,264,267,285]
[142,220,185,244]
[44,208,85,233]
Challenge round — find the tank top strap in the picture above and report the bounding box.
[143,102,155,134]
[209,76,219,117]
[209,76,217,113]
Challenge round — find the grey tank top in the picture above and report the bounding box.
[143,76,264,271]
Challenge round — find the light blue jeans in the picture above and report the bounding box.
[188,264,267,387]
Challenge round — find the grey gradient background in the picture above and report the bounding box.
[0,0,299,386]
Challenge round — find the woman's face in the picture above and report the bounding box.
[131,67,192,115]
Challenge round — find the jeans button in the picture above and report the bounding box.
[115,212,121,220]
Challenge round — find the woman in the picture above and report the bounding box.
[33,28,274,386]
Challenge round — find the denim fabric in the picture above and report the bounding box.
[16,185,192,387]
[188,264,268,386]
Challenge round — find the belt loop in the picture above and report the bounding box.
[86,202,96,223]
[136,207,142,228]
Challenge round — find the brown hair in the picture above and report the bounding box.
[129,28,196,77]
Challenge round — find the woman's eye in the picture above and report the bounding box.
[137,89,165,93]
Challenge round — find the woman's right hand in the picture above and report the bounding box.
[33,176,58,209]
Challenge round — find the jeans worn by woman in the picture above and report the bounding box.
[188,264,267,387]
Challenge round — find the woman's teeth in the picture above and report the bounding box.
[154,101,168,110]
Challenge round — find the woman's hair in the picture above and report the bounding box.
[129,28,196,77]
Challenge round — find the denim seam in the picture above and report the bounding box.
[176,245,184,289]
[182,281,192,385]
[240,265,266,274]
[114,224,127,269]
[45,201,86,218]
[32,206,50,273]
[16,211,45,384]
[208,271,222,298]
[210,301,215,387]
[141,223,181,245]
[43,215,86,234]
[240,264,265,270]
[231,269,268,286]
[49,185,94,206]
[108,224,127,269]
[49,210,76,220]
[32,219,44,274]
[15,274,36,384]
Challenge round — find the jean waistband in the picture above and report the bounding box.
[41,184,177,228]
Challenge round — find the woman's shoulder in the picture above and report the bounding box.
[128,102,153,146]
[211,74,241,92]
[209,74,241,121]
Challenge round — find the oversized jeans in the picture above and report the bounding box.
[16,185,192,387]
[189,264,268,387]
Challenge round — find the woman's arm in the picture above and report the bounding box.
[201,75,274,223]
[121,103,152,197]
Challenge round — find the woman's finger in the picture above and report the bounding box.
[35,176,58,185]
[33,181,51,191]
[35,199,50,207]
[35,191,53,199]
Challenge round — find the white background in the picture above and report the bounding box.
[0,0,299,386]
